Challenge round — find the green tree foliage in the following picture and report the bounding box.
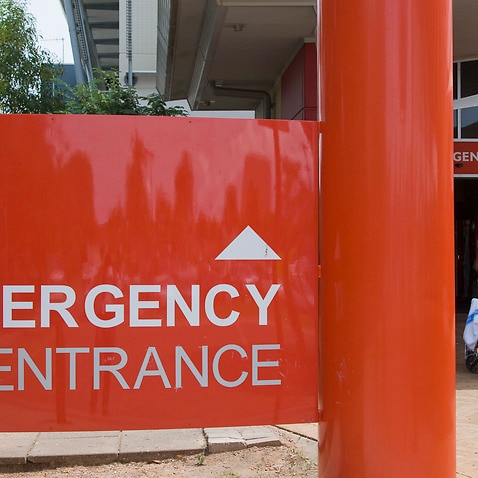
[0,0,63,113]
[65,69,187,116]
[0,0,186,116]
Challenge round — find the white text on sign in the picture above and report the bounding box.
[2,284,281,328]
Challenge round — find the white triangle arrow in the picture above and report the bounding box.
[215,226,281,261]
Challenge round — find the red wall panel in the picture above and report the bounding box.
[281,43,318,121]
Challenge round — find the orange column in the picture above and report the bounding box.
[318,1,455,477]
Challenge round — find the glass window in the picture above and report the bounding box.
[454,110,458,139]
[461,60,478,98]
[454,62,457,100]
[461,106,478,138]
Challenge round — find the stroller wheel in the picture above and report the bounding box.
[466,354,478,373]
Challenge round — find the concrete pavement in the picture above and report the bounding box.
[456,313,478,478]
[0,424,317,467]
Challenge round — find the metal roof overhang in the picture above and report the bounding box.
[61,0,119,82]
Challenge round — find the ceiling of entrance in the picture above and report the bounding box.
[157,0,317,111]
[453,0,478,60]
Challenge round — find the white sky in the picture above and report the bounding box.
[26,0,74,64]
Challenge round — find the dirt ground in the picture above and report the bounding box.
[0,434,317,478]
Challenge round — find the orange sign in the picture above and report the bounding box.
[0,115,319,431]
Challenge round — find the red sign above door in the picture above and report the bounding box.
[454,141,478,175]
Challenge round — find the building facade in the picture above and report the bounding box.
[454,58,478,309]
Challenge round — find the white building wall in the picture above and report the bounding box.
[119,0,158,97]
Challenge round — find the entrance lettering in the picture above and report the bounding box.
[0,344,281,391]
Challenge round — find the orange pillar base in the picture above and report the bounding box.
[319,1,455,476]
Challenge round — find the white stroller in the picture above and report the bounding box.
[464,298,478,373]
